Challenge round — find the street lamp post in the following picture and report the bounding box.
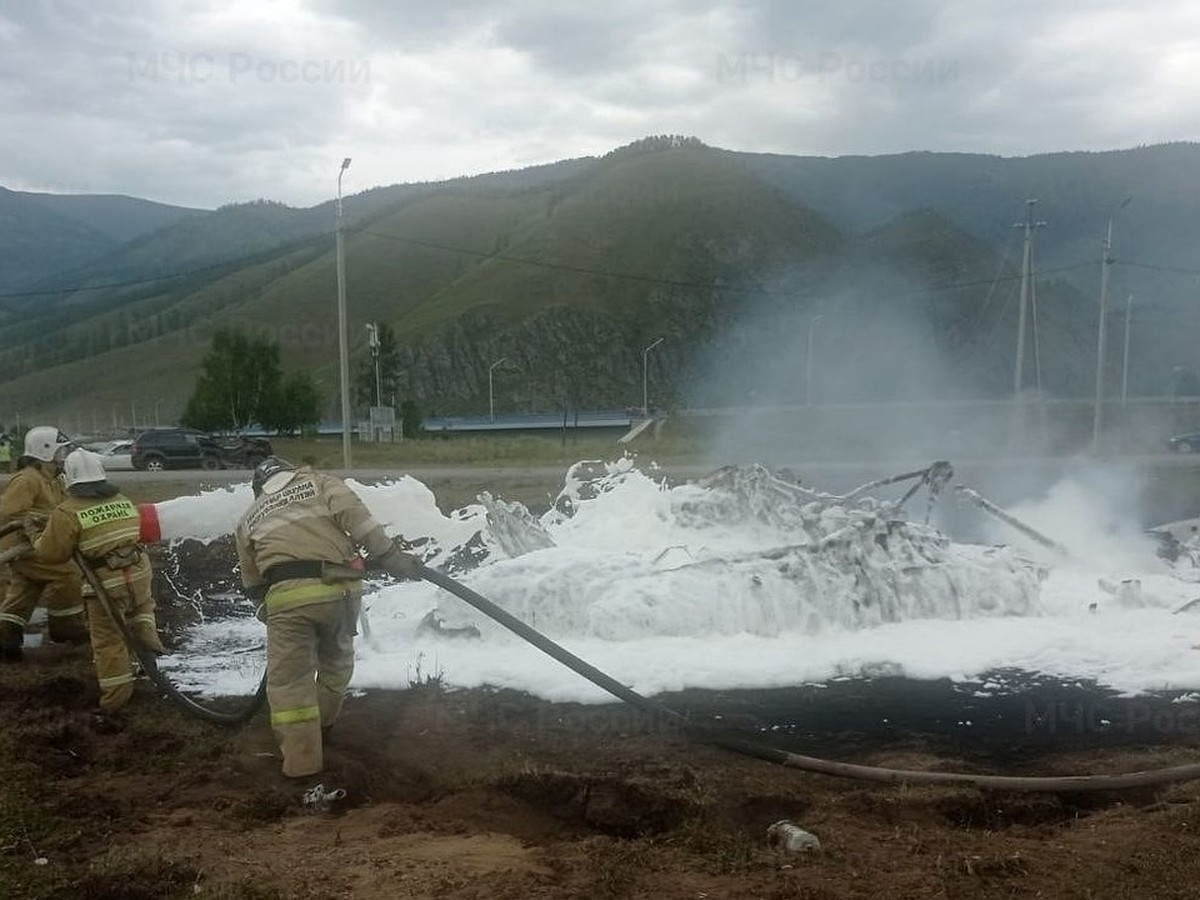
[489,357,508,422]
[336,157,353,469]
[1091,197,1132,453]
[642,337,664,417]
[805,314,822,406]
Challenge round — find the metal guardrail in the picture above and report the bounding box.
[422,410,637,432]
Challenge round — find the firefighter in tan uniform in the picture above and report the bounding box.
[32,449,166,712]
[236,457,420,778]
[0,426,88,660]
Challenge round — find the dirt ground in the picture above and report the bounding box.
[6,550,1200,897]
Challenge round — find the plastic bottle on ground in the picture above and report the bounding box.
[767,820,821,852]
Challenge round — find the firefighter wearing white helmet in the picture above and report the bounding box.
[32,449,165,712]
[235,456,422,778]
[0,426,86,660]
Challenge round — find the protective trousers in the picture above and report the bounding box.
[87,564,164,712]
[266,589,361,778]
[0,557,86,649]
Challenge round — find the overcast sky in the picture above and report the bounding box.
[1,0,1197,209]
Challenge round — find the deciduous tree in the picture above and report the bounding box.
[182,329,283,431]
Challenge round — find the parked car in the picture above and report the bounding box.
[97,439,134,471]
[131,428,223,471]
[1168,431,1200,454]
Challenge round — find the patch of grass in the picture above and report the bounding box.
[668,814,760,874]
[205,881,288,899]
[231,789,293,825]
[72,853,200,900]
[407,654,447,691]
[0,746,87,899]
[583,837,655,899]
[270,424,708,469]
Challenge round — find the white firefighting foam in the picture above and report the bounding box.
[160,460,1200,702]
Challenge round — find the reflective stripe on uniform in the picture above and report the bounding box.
[271,705,320,726]
[96,572,141,593]
[0,613,27,627]
[47,605,85,618]
[265,580,350,611]
[79,526,142,555]
[130,613,155,626]
[98,671,135,688]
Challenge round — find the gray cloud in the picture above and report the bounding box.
[0,0,1196,208]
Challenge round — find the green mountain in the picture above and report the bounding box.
[0,188,201,293]
[0,138,1195,429]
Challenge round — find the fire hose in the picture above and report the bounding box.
[71,536,1200,791]
[0,513,267,724]
[416,565,1200,793]
[73,550,267,726]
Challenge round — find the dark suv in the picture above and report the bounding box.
[131,428,224,471]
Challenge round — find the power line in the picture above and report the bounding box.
[1119,260,1200,277]
[361,227,1098,300]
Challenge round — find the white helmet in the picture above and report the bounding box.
[23,426,72,462]
[63,449,107,488]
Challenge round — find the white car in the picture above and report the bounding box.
[95,440,134,471]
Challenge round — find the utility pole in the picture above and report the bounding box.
[1092,197,1133,453]
[1121,294,1134,407]
[335,157,353,469]
[1012,200,1046,397]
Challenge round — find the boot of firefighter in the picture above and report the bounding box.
[45,571,89,645]
[0,620,24,661]
[47,612,89,646]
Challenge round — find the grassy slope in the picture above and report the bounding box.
[6,146,854,423]
[401,147,842,334]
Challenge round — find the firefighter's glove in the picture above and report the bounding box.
[20,517,40,543]
[378,548,423,581]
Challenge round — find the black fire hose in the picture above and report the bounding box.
[83,547,1200,791]
[73,550,267,726]
[417,564,1200,793]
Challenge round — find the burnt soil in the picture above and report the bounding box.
[4,541,1200,898]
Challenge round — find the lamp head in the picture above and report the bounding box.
[341,157,352,171]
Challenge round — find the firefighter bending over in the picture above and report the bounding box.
[236,457,421,779]
[0,426,88,660]
[33,449,166,712]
